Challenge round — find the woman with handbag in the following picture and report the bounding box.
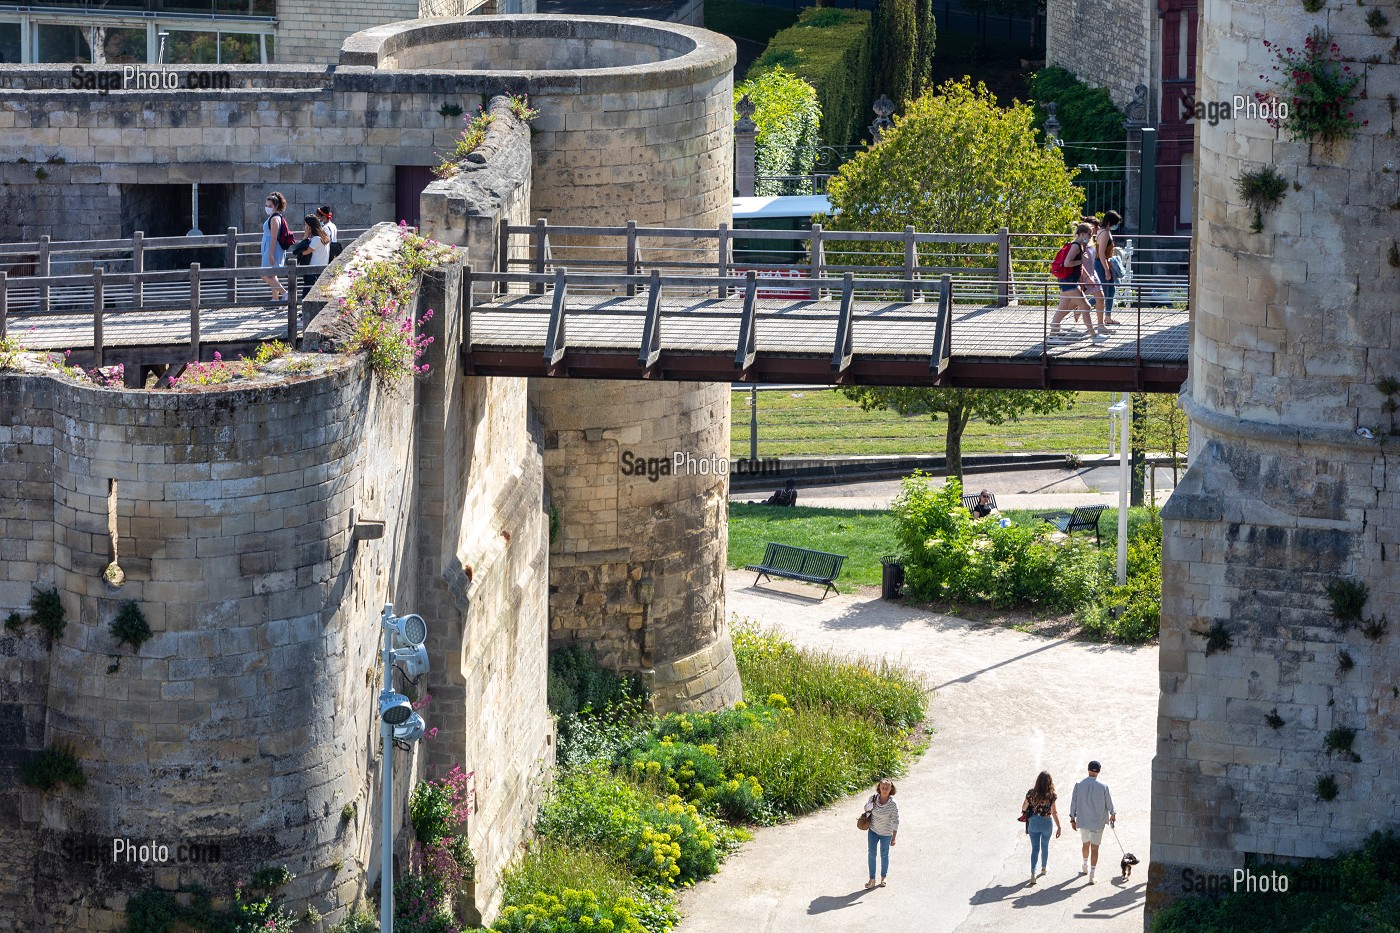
[1021,771,1062,885]
[860,778,899,889]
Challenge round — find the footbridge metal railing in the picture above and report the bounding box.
[461,264,1189,392]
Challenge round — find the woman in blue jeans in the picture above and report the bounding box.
[1022,771,1062,885]
[863,779,899,889]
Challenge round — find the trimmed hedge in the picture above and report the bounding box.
[748,7,874,149]
[1027,65,1127,170]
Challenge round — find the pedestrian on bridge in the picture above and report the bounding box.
[1048,224,1099,344]
[1095,211,1124,326]
[261,191,292,303]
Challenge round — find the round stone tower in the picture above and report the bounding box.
[1151,0,1400,917]
[518,16,742,712]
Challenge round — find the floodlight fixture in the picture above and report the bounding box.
[379,691,413,725]
[392,644,431,679]
[385,612,428,647]
[393,713,426,744]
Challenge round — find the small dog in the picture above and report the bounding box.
[1120,853,1140,880]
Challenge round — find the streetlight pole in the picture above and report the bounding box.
[1108,396,1130,585]
[380,603,395,933]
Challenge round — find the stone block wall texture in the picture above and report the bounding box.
[276,0,419,64]
[414,100,557,921]
[0,356,419,931]
[1045,0,1154,113]
[1151,0,1400,919]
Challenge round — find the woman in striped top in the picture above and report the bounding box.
[863,778,900,889]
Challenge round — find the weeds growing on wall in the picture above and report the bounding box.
[1236,165,1290,233]
[21,743,85,791]
[109,601,152,652]
[337,224,454,381]
[1259,31,1368,145]
[0,333,26,369]
[124,871,298,932]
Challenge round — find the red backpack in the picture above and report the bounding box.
[1050,241,1077,280]
[272,213,296,251]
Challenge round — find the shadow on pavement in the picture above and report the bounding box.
[1009,878,1078,908]
[807,888,875,915]
[1077,881,1147,918]
[734,582,828,606]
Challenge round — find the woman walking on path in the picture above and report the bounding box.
[1022,771,1062,885]
[863,779,900,889]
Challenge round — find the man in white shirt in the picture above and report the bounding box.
[1068,760,1116,884]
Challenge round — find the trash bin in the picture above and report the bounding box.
[880,556,904,600]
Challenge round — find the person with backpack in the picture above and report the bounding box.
[317,205,342,261]
[1047,223,1100,343]
[261,191,295,303]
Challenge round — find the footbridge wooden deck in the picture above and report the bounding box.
[463,269,1189,392]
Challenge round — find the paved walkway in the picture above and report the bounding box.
[732,465,1177,512]
[677,573,1158,933]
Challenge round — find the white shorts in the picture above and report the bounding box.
[1079,827,1104,845]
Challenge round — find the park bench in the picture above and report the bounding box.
[1043,504,1108,546]
[962,493,998,516]
[745,542,847,599]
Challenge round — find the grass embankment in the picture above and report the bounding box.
[494,637,928,933]
[732,388,1116,459]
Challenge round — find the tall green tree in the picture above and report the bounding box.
[735,68,822,196]
[873,0,935,106]
[827,80,1083,478]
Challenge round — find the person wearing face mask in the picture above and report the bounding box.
[1095,211,1124,326]
[261,191,291,303]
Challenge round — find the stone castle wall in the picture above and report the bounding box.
[1152,0,1400,917]
[1045,0,1154,112]
[0,355,416,931]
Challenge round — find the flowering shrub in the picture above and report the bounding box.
[44,349,124,388]
[508,94,541,123]
[493,889,647,933]
[394,873,462,933]
[337,224,452,381]
[0,333,23,369]
[626,739,766,822]
[1258,31,1367,144]
[536,763,730,885]
[409,764,476,889]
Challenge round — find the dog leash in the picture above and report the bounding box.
[1109,822,1126,859]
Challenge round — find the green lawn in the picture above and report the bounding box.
[728,502,1159,594]
[731,388,1117,458]
[704,0,799,45]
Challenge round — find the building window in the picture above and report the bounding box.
[165,28,264,63]
[101,26,148,63]
[1179,154,1194,228]
[36,23,92,63]
[0,21,19,64]
[1177,15,1188,80]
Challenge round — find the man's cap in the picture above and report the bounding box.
[1088,760,1101,773]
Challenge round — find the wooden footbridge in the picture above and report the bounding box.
[0,223,1190,392]
[463,222,1189,392]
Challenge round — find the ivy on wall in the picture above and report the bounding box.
[735,68,822,197]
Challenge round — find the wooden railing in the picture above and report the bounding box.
[0,258,305,365]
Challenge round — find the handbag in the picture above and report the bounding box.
[857,794,875,831]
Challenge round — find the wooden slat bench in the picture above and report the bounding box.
[745,542,846,599]
[1044,504,1108,546]
[962,493,998,517]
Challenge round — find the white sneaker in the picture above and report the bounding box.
[1091,333,1107,344]
[1080,862,1088,875]
[1089,870,1096,884]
